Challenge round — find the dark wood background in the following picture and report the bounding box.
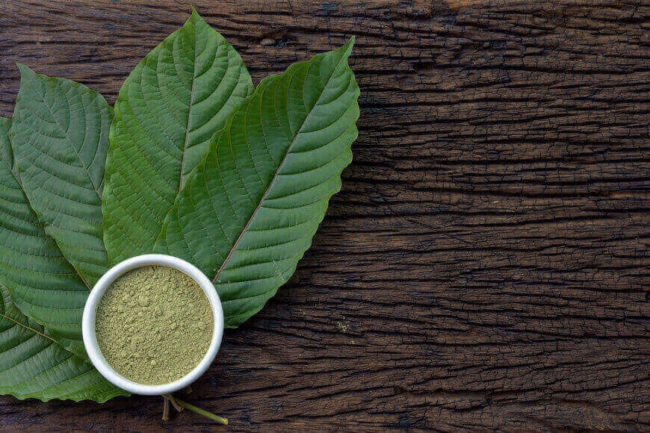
[1,0,649,431]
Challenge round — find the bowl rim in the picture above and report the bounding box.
[82,254,224,395]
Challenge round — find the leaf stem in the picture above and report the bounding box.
[171,396,228,425]
[166,394,183,412]
[162,397,170,421]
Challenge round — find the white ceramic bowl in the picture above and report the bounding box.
[82,254,224,395]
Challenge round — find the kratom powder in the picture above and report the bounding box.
[95,265,213,385]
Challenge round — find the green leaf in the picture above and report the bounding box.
[0,286,128,402]
[155,39,360,327]
[103,9,253,264]
[0,118,88,358]
[11,65,112,287]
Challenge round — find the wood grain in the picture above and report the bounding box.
[1,0,649,431]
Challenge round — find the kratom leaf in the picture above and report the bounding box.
[0,118,88,358]
[11,65,111,287]
[0,286,128,402]
[103,9,253,264]
[155,39,360,327]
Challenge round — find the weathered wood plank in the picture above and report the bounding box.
[0,0,649,431]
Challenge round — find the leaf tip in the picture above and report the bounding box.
[188,6,206,26]
[339,37,355,60]
[15,62,30,74]
[15,63,39,84]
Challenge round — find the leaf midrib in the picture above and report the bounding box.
[151,21,200,248]
[0,287,59,345]
[211,55,347,284]
[0,312,57,343]
[178,18,199,194]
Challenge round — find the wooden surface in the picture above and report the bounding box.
[1,1,649,431]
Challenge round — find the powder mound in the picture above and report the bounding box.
[95,265,214,385]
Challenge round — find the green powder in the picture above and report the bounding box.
[95,265,213,385]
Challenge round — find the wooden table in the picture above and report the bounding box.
[1,1,649,431]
